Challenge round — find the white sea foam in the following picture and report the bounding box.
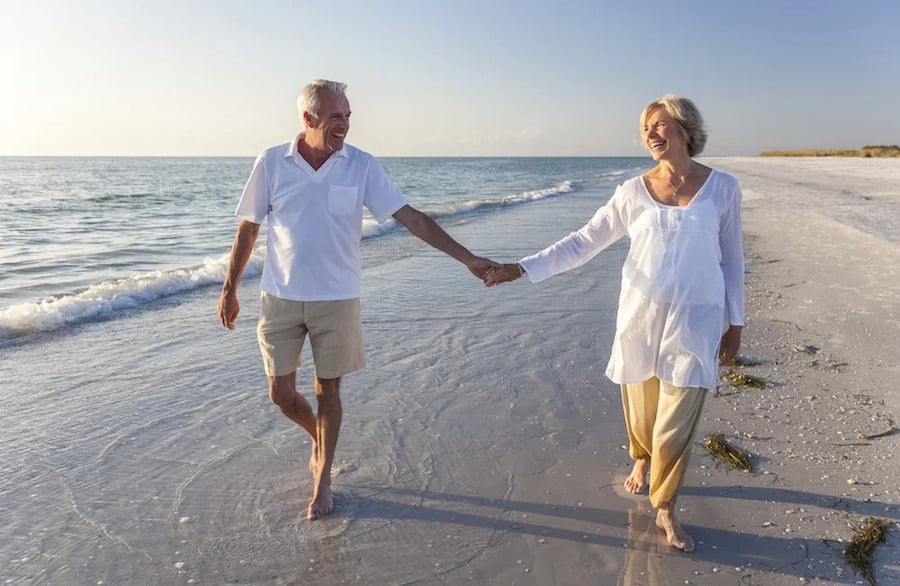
[361,180,575,238]
[0,252,264,339]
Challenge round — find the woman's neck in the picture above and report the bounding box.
[657,157,694,180]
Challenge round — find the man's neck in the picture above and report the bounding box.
[297,136,334,171]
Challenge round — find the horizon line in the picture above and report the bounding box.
[0,153,749,159]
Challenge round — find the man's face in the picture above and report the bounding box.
[306,90,351,152]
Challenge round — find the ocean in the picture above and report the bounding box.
[1,155,652,584]
[0,156,647,341]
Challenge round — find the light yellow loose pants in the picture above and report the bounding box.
[621,377,707,508]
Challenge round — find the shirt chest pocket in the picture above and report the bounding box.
[327,185,359,216]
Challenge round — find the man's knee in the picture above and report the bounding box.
[314,377,341,399]
[268,376,296,407]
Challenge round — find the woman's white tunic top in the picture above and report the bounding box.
[519,170,745,391]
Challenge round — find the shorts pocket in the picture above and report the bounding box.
[327,185,358,216]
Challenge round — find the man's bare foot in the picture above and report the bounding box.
[656,508,695,552]
[307,485,334,521]
[624,458,649,494]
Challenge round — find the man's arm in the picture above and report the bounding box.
[392,205,499,279]
[218,220,261,329]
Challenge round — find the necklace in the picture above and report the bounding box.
[663,162,692,199]
[665,174,685,198]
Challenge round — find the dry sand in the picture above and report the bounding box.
[667,156,900,585]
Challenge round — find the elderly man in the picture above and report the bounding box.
[218,79,497,520]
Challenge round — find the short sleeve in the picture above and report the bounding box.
[235,154,270,223]
[363,157,407,223]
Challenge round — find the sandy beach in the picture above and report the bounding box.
[641,156,900,585]
[2,156,899,585]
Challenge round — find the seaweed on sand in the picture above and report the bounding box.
[844,517,890,586]
[702,433,753,472]
[724,370,767,389]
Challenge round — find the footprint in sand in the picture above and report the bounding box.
[610,472,650,500]
[332,462,359,476]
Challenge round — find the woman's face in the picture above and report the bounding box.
[642,107,689,160]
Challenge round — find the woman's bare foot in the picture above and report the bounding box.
[624,457,649,494]
[656,507,695,552]
[307,485,334,520]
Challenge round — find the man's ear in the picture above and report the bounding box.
[302,111,315,128]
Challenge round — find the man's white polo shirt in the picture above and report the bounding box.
[235,134,407,301]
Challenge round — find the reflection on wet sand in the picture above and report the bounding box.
[619,502,670,586]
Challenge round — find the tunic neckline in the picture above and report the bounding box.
[640,169,716,210]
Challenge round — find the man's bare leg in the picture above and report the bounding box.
[308,376,341,520]
[268,373,318,473]
[624,457,649,494]
[656,504,694,552]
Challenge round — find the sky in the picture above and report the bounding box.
[1,0,898,157]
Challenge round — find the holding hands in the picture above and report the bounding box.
[484,263,525,287]
[465,256,503,280]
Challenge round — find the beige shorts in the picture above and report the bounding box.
[256,293,365,378]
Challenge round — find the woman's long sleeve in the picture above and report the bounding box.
[519,190,627,283]
[719,181,745,326]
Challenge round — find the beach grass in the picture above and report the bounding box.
[760,145,900,157]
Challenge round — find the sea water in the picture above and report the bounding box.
[0,156,647,341]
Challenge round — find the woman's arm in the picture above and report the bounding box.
[720,179,745,327]
[508,188,629,285]
[719,177,746,361]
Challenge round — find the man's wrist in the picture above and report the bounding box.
[515,263,526,277]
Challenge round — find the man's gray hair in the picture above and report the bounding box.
[297,79,348,120]
[640,94,708,157]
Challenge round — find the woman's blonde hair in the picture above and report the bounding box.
[640,94,708,157]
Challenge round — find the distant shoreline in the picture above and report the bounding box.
[760,145,899,157]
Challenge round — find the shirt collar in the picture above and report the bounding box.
[284,132,349,160]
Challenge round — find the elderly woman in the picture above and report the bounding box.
[486,95,744,552]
